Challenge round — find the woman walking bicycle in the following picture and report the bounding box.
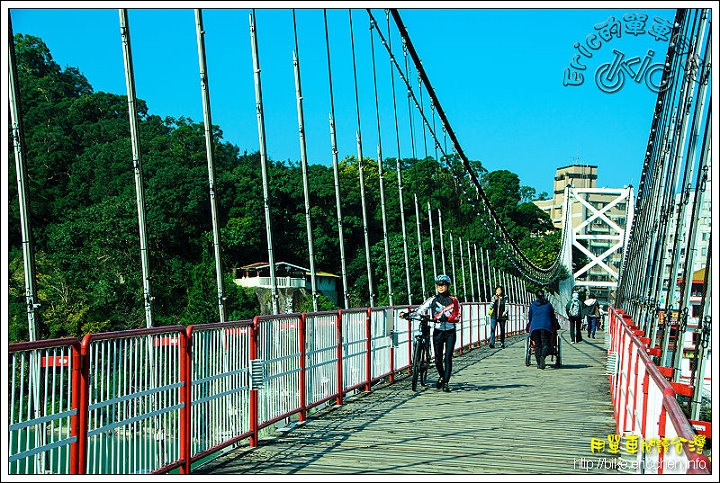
[400,274,460,392]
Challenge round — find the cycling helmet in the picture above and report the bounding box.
[435,274,452,285]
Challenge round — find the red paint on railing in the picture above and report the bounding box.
[612,310,711,475]
[365,307,372,392]
[178,331,190,475]
[40,355,70,367]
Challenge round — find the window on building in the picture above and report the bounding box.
[692,304,701,318]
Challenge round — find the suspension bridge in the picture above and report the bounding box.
[6,7,713,477]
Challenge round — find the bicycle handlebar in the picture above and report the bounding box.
[400,312,432,323]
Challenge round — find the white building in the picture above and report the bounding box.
[233,261,340,308]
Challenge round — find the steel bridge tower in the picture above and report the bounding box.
[559,185,635,306]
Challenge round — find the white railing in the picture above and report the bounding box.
[20,301,686,476]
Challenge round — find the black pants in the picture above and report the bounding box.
[568,316,583,342]
[531,329,553,368]
[433,329,456,383]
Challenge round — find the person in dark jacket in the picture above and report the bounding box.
[400,274,460,392]
[527,289,558,370]
[583,293,600,339]
[489,285,508,348]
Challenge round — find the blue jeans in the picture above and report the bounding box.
[587,316,598,338]
[490,317,506,346]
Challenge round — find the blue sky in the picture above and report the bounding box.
[7,4,680,197]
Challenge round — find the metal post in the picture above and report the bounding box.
[415,195,426,300]
[479,246,488,301]
[349,10,374,307]
[467,240,475,302]
[8,17,39,341]
[450,233,457,297]
[195,9,226,322]
[438,209,446,275]
[459,237,467,301]
[428,202,437,279]
[474,245,482,301]
[292,33,318,312]
[249,11,278,314]
[119,9,153,327]
[378,145,393,306]
[324,10,349,309]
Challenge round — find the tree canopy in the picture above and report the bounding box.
[7,33,563,342]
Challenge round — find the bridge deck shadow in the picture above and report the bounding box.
[196,330,618,475]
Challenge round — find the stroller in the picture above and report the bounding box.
[524,328,562,368]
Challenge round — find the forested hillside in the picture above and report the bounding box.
[8,34,560,343]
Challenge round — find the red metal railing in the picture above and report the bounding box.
[607,308,711,474]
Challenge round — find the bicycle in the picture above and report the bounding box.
[400,312,433,391]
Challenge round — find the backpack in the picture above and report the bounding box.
[568,299,581,317]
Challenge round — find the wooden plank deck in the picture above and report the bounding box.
[195,329,622,475]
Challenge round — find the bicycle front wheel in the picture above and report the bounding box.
[419,344,430,387]
[411,340,423,391]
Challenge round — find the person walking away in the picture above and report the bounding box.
[527,289,559,369]
[399,274,460,392]
[489,285,508,348]
[584,293,600,339]
[565,292,583,343]
[598,305,607,331]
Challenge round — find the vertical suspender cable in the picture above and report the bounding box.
[690,233,711,420]
[458,237,467,301]
[489,255,496,293]
[291,10,319,312]
[119,9,153,328]
[414,194,426,300]
[427,202,437,279]
[369,16,393,307]
[249,10,279,314]
[9,17,44,473]
[383,10,412,305]
[438,209,446,274]
[450,233,457,295]
[642,9,691,339]
[390,9,559,285]
[402,39,416,160]
[474,245,482,302]
[672,34,711,378]
[467,240,475,302]
[658,10,704,360]
[349,9,375,307]
[8,17,39,341]
[195,9,226,322]
[119,8,160,443]
[418,72,428,159]
[479,246,488,301]
[323,10,350,309]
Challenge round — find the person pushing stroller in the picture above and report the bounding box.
[526,289,560,370]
